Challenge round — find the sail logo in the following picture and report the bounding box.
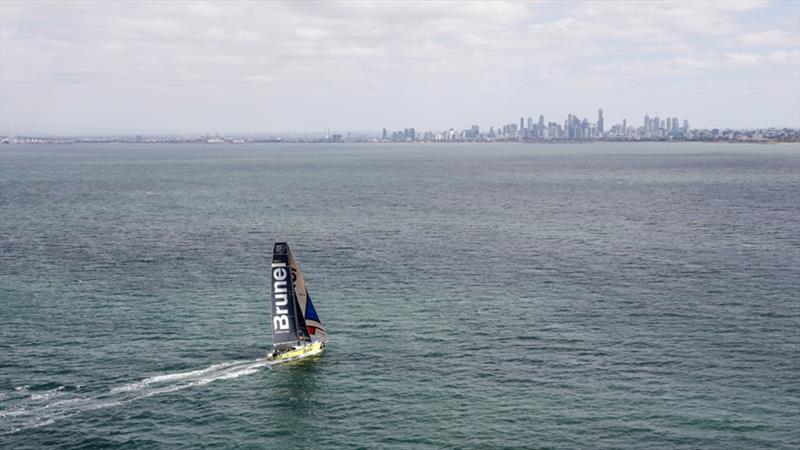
[272,263,290,332]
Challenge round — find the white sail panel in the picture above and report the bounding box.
[288,246,326,338]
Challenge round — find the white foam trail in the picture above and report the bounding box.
[144,361,245,384]
[108,361,245,394]
[0,358,277,435]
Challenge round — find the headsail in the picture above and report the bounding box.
[287,245,326,339]
[270,242,310,347]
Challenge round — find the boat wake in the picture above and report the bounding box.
[0,358,276,435]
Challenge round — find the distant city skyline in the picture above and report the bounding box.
[1,1,799,135]
[381,109,696,142]
[6,107,798,144]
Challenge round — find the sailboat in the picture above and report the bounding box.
[268,242,326,362]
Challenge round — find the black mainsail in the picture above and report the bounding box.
[270,242,325,349]
[270,242,311,348]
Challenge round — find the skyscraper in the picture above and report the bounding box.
[597,108,604,136]
[538,115,545,138]
[566,115,572,139]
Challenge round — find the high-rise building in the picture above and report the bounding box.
[527,117,533,132]
[382,128,387,140]
[597,108,604,136]
[538,115,545,138]
[644,114,650,132]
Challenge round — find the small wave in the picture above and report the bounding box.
[29,386,65,401]
[0,357,276,435]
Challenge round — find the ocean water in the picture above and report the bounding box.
[1,142,798,449]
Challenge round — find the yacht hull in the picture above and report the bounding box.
[269,341,325,363]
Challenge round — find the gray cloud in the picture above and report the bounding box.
[1,0,798,135]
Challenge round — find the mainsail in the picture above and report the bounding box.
[287,246,327,339]
[270,242,311,347]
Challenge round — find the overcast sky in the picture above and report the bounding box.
[1,1,798,135]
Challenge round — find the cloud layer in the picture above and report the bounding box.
[1,1,798,134]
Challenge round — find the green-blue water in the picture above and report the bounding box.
[1,142,798,448]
